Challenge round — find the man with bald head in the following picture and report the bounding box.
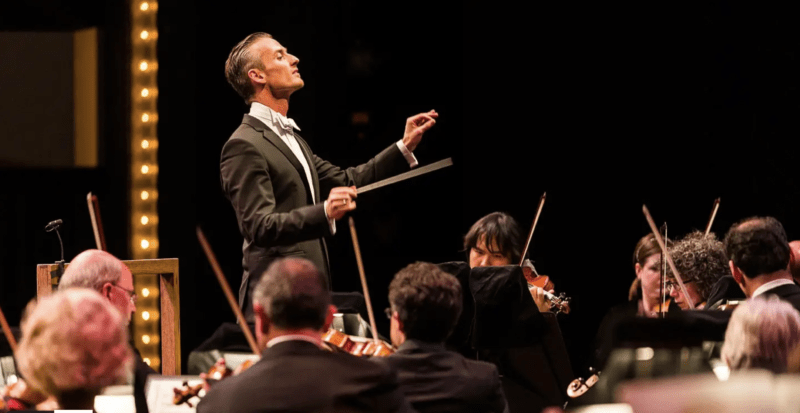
[197,257,413,413]
[60,249,136,323]
[221,32,438,322]
[58,249,153,413]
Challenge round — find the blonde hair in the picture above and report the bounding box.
[15,289,132,407]
[722,296,800,373]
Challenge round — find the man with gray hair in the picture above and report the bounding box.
[59,249,137,324]
[721,296,800,373]
[197,257,413,413]
[58,249,153,413]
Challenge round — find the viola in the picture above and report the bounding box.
[322,328,393,357]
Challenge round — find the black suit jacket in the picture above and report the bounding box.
[220,114,410,319]
[760,282,800,312]
[373,340,508,413]
[196,340,415,413]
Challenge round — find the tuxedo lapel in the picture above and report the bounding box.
[293,134,321,203]
[242,115,314,204]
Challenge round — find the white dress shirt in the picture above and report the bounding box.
[752,278,795,298]
[248,102,418,234]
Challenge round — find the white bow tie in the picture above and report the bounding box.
[275,115,300,133]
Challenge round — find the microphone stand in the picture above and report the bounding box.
[45,219,66,289]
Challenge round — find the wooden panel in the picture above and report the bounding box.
[35,258,180,375]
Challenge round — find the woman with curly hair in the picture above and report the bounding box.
[13,288,132,410]
[666,231,731,309]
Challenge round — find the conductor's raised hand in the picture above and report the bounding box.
[326,186,357,220]
[402,110,438,151]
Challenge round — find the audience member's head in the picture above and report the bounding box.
[15,288,131,410]
[387,262,462,347]
[721,296,800,373]
[666,231,729,309]
[723,217,792,296]
[252,258,333,347]
[59,249,136,323]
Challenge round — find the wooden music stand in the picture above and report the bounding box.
[36,258,181,375]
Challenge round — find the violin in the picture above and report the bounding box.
[173,359,255,407]
[522,260,571,314]
[322,328,393,357]
[518,193,572,315]
[567,367,600,398]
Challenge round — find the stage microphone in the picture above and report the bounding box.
[45,219,66,287]
[45,219,63,233]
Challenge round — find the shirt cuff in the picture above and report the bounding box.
[396,140,418,168]
[323,200,336,235]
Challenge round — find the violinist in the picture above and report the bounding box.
[196,257,414,413]
[374,262,508,413]
[664,231,729,310]
[464,212,550,312]
[721,217,800,312]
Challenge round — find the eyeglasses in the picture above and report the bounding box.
[384,307,394,320]
[665,279,695,291]
[113,284,138,304]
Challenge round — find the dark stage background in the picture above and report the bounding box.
[1,0,799,375]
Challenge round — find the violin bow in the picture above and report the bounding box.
[348,217,381,345]
[0,304,16,354]
[519,192,547,266]
[196,227,260,355]
[643,205,696,309]
[659,222,668,317]
[704,198,721,236]
[87,192,107,251]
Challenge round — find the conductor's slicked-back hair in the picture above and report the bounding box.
[463,212,524,263]
[253,258,330,330]
[225,32,273,103]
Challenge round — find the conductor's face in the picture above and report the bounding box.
[250,37,304,98]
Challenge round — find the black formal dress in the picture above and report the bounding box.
[220,114,410,320]
[373,339,507,413]
[196,340,414,413]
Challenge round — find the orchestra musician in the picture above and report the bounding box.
[58,249,156,413]
[219,32,438,322]
[722,216,800,312]
[463,212,550,312]
[375,262,508,413]
[664,231,729,310]
[196,257,413,413]
[13,289,131,411]
[721,296,800,373]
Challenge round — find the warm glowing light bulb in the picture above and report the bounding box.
[141,140,149,149]
[141,165,150,174]
[142,288,150,297]
[141,191,149,200]
[140,30,149,40]
[140,2,149,11]
[141,215,149,225]
[141,88,150,97]
[141,113,150,122]
[142,311,151,321]
[142,335,151,344]
[141,239,150,249]
[143,358,151,366]
[139,60,148,71]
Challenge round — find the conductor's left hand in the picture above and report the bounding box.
[402,110,438,151]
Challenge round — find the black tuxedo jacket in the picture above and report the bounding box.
[196,340,414,413]
[760,282,800,312]
[220,114,410,319]
[373,340,508,413]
